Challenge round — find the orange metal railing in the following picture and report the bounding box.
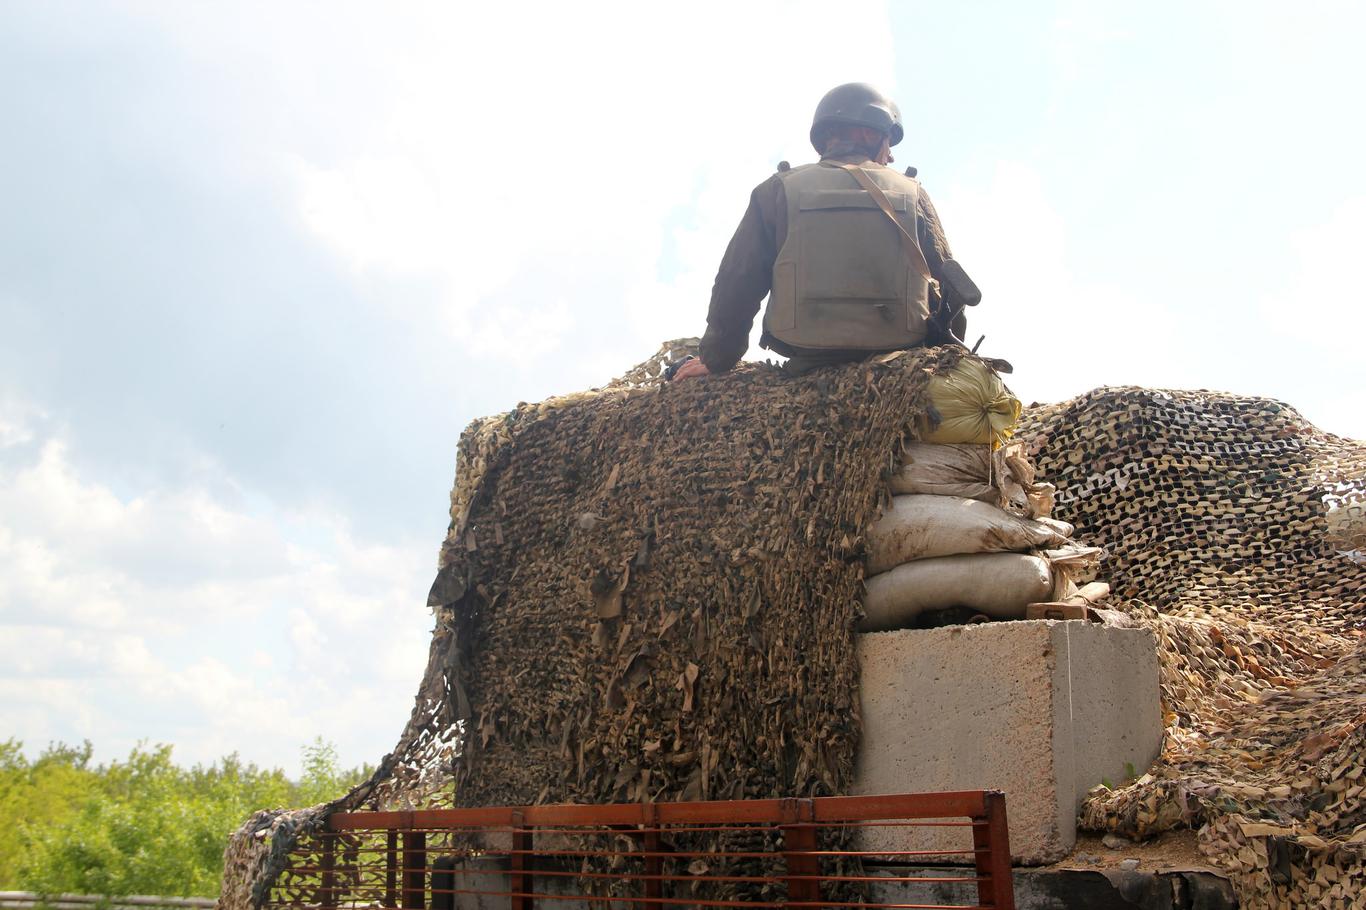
[266,790,1014,910]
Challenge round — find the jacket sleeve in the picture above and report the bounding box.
[916,186,969,339]
[916,186,953,277]
[699,180,780,373]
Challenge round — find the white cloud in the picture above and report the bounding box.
[0,395,42,448]
[466,299,576,366]
[1265,197,1366,355]
[0,401,431,770]
[285,1,896,367]
[937,161,1195,404]
[933,165,1366,441]
[1049,5,1136,85]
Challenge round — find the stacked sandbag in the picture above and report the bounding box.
[889,441,1063,518]
[862,359,1101,630]
[865,494,1072,572]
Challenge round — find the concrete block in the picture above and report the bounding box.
[852,620,1162,865]
[444,857,506,910]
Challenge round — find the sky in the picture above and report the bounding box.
[2,1,1363,776]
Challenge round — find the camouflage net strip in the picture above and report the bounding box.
[1019,388,1364,910]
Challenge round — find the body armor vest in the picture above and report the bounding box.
[763,161,931,352]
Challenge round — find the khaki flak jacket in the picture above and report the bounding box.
[762,161,932,352]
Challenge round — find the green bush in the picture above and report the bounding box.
[0,738,371,898]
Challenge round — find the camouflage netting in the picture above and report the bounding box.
[434,348,974,811]
[222,350,1364,910]
[1018,388,1364,909]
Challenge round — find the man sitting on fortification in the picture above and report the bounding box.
[674,82,972,381]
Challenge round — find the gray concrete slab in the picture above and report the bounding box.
[852,620,1163,865]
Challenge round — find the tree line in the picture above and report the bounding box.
[0,738,371,898]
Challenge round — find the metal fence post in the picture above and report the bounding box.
[781,798,820,909]
[972,791,1014,910]
[402,830,427,910]
[509,809,534,910]
[386,830,399,908]
[319,835,336,910]
[642,803,663,910]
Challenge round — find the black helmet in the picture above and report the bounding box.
[809,82,904,152]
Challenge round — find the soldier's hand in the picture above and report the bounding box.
[671,359,711,381]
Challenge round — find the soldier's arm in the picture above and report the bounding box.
[916,186,953,276]
[916,186,968,340]
[698,179,781,374]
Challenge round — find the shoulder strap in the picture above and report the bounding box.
[830,162,934,283]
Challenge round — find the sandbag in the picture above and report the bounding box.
[1043,544,1104,600]
[917,357,1021,446]
[864,494,1072,574]
[861,553,1053,631]
[890,442,997,502]
[1035,516,1075,537]
[993,441,1056,518]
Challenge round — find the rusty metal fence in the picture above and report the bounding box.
[266,790,1013,910]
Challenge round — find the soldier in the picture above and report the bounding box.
[673,83,972,381]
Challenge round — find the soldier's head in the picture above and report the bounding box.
[819,124,895,165]
[810,83,903,164]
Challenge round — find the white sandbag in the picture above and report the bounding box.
[1035,516,1076,538]
[865,494,1072,574]
[890,443,998,502]
[861,553,1053,631]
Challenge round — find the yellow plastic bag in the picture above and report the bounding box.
[917,357,1021,447]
